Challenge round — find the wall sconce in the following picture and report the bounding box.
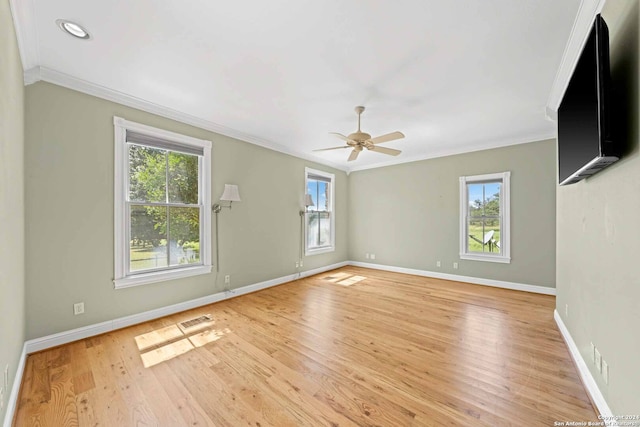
[213,184,241,277]
[213,184,242,213]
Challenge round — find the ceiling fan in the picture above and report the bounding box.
[314,106,405,161]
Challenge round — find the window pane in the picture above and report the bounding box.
[468,183,484,217]
[468,182,501,218]
[307,212,319,247]
[316,181,328,211]
[168,207,201,266]
[130,205,167,271]
[318,212,331,246]
[129,145,167,203]
[307,212,330,249]
[168,152,199,204]
[307,179,330,212]
[468,218,501,253]
[484,183,501,217]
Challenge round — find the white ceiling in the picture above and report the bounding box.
[12,0,581,172]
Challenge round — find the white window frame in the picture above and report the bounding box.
[459,171,511,264]
[304,167,335,256]
[114,117,212,289]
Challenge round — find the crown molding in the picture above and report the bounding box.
[9,0,39,72]
[546,0,608,116]
[23,66,41,85]
[26,66,348,172]
[23,66,558,175]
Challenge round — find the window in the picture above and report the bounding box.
[305,167,335,255]
[114,117,212,288]
[459,172,510,263]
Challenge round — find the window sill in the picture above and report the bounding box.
[305,246,335,256]
[460,253,511,264]
[114,265,212,289]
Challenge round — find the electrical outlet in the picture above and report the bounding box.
[594,348,602,372]
[602,359,609,384]
[73,302,85,315]
[300,260,303,267]
[436,260,441,268]
[295,261,299,268]
[365,253,370,259]
[370,254,376,260]
[453,262,458,269]
[565,304,569,317]
[224,275,230,284]
[590,342,596,363]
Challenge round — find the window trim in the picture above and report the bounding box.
[114,117,212,289]
[304,167,336,256]
[459,171,511,264]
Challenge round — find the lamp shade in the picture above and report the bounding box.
[304,194,315,207]
[219,184,241,202]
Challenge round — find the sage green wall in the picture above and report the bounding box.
[24,82,348,339]
[0,0,25,422]
[348,140,556,287]
[556,0,640,413]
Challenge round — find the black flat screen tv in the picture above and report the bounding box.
[557,14,619,186]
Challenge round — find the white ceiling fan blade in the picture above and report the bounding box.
[369,131,405,145]
[329,132,352,142]
[313,145,351,152]
[370,146,401,156]
[348,149,361,162]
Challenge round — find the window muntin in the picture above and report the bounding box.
[114,117,211,288]
[459,172,510,263]
[305,168,335,255]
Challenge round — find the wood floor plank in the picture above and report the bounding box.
[13,266,598,426]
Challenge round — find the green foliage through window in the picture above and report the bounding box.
[128,144,201,272]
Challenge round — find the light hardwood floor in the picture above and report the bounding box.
[13,267,597,426]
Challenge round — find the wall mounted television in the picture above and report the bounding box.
[557,14,619,186]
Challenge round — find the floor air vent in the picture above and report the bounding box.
[180,314,212,329]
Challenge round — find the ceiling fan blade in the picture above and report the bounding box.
[313,145,351,152]
[370,146,401,156]
[329,132,352,142]
[348,149,361,162]
[369,131,405,145]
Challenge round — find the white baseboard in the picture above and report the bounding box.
[3,343,27,427]
[25,261,348,354]
[7,261,567,424]
[349,261,556,295]
[554,310,615,423]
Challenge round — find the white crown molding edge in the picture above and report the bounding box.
[554,310,616,423]
[546,0,608,115]
[2,343,27,427]
[23,261,349,354]
[9,0,39,72]
[23,66,348,173]
[346,131,556,174]
[349,261,556,295]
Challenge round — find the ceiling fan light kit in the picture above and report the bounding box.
[315,106,405,162]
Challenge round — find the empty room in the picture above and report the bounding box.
[1,0,639,425]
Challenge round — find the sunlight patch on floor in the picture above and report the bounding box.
[134,315,231,367]
[140,338,194,368]
[321,272,367,286]
[337,275,366,286]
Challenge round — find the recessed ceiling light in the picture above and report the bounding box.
[56,19,91,40]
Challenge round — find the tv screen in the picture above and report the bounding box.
[557,14,618,185]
